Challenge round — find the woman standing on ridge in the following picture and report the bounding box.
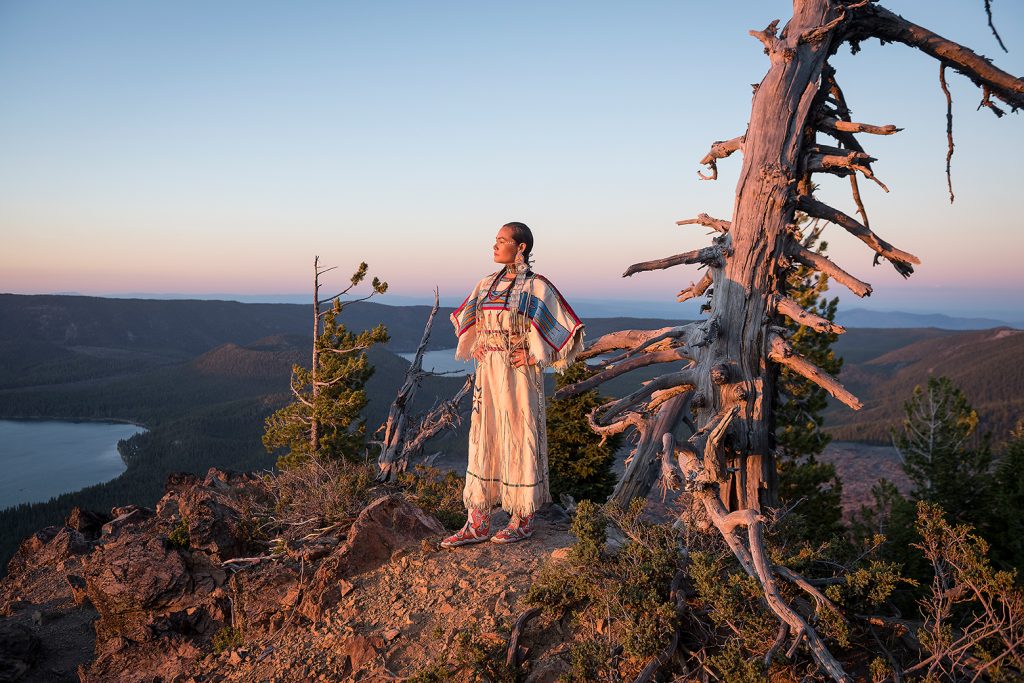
[441,222,585,547]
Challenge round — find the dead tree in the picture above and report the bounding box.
[557,2,1022,678]
[375,288,474,482]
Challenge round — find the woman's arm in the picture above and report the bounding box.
[510,348,536,368]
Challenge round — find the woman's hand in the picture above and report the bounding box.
[510,348,536,368]
[473,344,486,362]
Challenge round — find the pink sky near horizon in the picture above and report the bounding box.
[1,1,1022,316]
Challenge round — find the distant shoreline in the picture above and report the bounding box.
[0,415,148,430]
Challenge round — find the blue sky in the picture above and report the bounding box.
[1,0,1022,318]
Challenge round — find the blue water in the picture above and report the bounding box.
[397,349,473,375]
[0,420,146,510]
[397,348,587,374]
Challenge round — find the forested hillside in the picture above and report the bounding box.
[827,327,1024,444]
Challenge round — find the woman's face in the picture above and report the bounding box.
[493,226,523,265]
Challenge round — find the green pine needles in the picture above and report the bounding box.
[776,218,844,543]
[546,361,621,504]
[262,260,389,469]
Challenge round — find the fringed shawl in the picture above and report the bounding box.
[451,270,585,373]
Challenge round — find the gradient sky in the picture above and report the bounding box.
[1,1,1022,318]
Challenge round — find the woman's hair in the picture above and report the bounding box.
[502,221,534,262]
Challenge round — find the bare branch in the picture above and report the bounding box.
[554,348,694,400]
[849,174,870,232]
[596,369,699,425]
[677,272,714,303]
[289,383,313,408]
[772,294,846,334]
[983,0,1009,53]
[798,195,919,276]
[578,326,679,360]
[698,135,745,181]
[506,607,542,670]
[676,213,731,233]
[321,290,381,310]
[319,344,372,355]
[788,241,873,298]
[657,432,681,501]
[623,245,725,278]
[401,374,473,458]
[376,289,442,481]
[940,64,956,204]
[597,324,694,365]
[847,5,1024,111]
[775,565,844,615]
[816,115,902,136]
[586,405,646,440]
[749,19,781,53]
[700,405,738,477]
[806,150,890,192]
[768,333,862,410]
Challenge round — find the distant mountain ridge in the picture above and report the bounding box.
[836,308,1017,330]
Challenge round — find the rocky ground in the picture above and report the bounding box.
[0,469,582,683]
[819,441,912,520]
[0,441,910,683]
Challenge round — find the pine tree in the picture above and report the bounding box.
[991,422,1024,572]
[546,361,621,503]
[263,260,389,469]
[892,376,992,527]
[775,220,844,543]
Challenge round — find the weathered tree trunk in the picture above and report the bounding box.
[609,392,691,507]
[702,1,840,511]
[556,0,1022,677]
[375,289,474,482]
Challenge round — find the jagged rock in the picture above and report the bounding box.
[178,486,249,562]
[4,528,59,577]
[152,468,273,562]
[66,575,90,607]
[81,530,228,643]
[0,621,40,683]
[229,562,302,637]
[156,473,200,519]
[300,495,444,621]
[65,507,111,539]
[101,506,154,538]
[4,527,90,587]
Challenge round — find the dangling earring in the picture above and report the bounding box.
[514,249,526,273]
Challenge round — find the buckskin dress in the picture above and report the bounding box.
[450,267,585,518]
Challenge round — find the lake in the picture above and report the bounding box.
[397,349,473,374]
[396,349,594,374]
[0,420,146,510]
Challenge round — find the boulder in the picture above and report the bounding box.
[300,495,444,621]
[155,472,200,519]
[4,527,90,581]
[64,507,111,539]
[81,530,227,643]
[178,485,249,562]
